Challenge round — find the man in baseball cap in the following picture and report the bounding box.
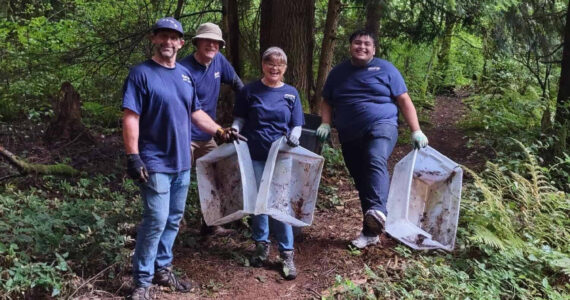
[123,17,244,300]
[180,23,243,237]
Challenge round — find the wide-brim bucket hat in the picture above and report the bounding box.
[192,22,225,47]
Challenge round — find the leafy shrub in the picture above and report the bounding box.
[0,176,141,298]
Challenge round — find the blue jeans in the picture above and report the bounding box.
[251,160,294,251]
[132,171,190,287]
[341,123,398,236]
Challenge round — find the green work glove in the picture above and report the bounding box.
[316,123,331,142]
[411,130,428,149]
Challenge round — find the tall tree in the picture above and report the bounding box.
[260,0,315,104]
[554,4,570,155]
[365,0,385,47]
[313,0,343,114]
[222,0,241,76]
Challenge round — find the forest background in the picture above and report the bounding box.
[0,0,569,298]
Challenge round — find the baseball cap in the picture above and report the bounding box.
[192,22,225,46]
[152,17,184,36]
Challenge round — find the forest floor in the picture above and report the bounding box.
[0,92,489,299]
[120,92,489,300]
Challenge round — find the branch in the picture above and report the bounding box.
[0,145,79,177]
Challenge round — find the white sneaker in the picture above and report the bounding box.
[350,232,379,249]
[364,209,386,235]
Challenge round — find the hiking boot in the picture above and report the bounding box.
[152,267,192,293]
[364,209,386,235]
[280,250,297,280]
[250,241,270,267]
[131,286,153,300]
[350,232,379,249]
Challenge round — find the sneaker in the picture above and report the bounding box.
[350,232,379,249]
[152,267,192,293]
[250,241,270,267]
[131,286,153,300]
[280,250,297,280]
[364,209,386,235]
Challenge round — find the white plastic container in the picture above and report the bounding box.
[386,146,463,251]
[196,141,258,226]
[256,137,325,227]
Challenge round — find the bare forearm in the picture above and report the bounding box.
[192,110,221,136]
[123,110,140,154]
[320,99,332,124]
[397,93,421,132]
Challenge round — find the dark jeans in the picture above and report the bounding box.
[341,123,398,236]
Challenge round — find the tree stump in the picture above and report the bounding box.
[44,82,95,145]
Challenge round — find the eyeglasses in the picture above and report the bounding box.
[264,62,286,68]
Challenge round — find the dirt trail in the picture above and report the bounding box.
[131,94,483,299]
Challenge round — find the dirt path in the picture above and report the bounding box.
[119,94,484,299]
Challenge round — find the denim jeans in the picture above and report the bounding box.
[132,170,190,287]
[341,123,398,236]
[251,160,294,251]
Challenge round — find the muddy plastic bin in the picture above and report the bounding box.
[385,146,463,251]
[196,141,257,226]
[255,137,324,227]
[299,113,323,154]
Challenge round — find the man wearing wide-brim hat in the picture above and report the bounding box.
[180,22,243,236]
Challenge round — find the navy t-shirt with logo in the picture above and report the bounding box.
[322,58,407,142]
[234,80,305,161]
[122,60,200,173]
[179,53,240,141]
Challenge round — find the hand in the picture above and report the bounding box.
[411,130,428,149]
[127,154,149,182]
[286,134,299,147]
[216,127,248,143]
[316,123,331,142]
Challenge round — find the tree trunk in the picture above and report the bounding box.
[312,0,342,114]
[553,5,570,156]
[434,13,456,95]
[260,0,315,104]
[222,0,241,76]
[44,82,94,145]
[0,145,79,178]
[365,0,384,47]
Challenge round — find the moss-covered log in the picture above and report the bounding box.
[0,145,79,177]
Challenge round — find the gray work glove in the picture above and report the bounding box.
[127,154,149,182]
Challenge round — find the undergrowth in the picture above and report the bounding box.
[327,141,570,299]
[0,175,141,298]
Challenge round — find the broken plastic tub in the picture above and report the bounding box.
[256,137,325,227]
[386,146,463,251]
[196,141,257,226]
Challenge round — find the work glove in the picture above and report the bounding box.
[286,134,299,147]
[411,130,428,149]
[316,123,331,142]
[216,127,248,143]
[127,154,149,182]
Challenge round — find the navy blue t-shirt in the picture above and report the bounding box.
[179,53,241,141]
[234,80,305,161]
[322,58,407,142]
[122,60,200,173]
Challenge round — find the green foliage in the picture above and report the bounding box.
[328,142,570,299]
[0,175,141,298]
[318,144,348,209]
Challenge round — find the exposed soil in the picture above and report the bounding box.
[0,93,488,299]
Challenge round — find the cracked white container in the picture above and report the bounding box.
[256,137,325,227]
[386,146,463,251]
[196,141,257,226]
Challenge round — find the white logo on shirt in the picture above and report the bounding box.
[368,66,380,71]
[181,74,192,84]
[284,94,296,101]
[214,71,220,78]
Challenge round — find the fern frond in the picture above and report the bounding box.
[470,225,506,250]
